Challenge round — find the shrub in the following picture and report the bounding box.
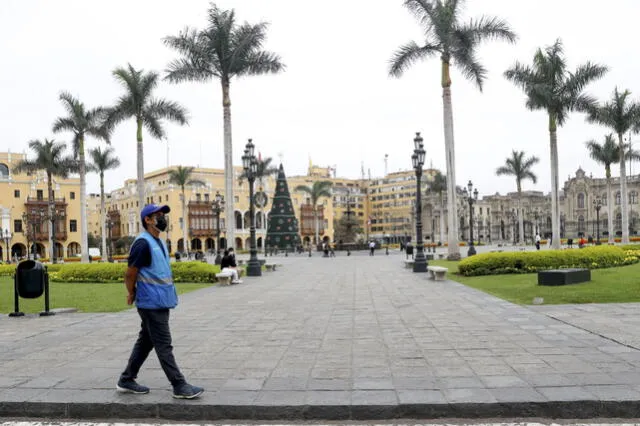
[458,245,638,276]
[49,261,222,283]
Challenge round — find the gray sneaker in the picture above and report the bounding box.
[117,379,150,394]
[173,383,204,399]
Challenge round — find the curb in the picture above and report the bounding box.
[2,400,640,421]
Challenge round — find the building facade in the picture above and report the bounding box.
[0,152,82,261]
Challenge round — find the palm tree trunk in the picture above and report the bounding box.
[314,208,319,248]
[441,59,460,260]
[619,132,630,244]
[221,79,235,250]
[136,119,145,212]
[518,192,524,245]
[47,172,55,263]
[181,189,188,256]
[439,194,445,244]
[79,136,89,262]
[606,174,614,244]
[549,117,561,250]
[100,172,107,262]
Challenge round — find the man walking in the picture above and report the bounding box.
[369,240,376,256]
[117,204,203,399]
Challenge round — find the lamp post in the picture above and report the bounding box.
[242,139,262,277]
[593,197,602,245]
[212,191,225,264]
[411,132,427,273]
[1,228,12,263]
[463,180,478,256]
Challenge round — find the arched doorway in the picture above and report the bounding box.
[235,237,243,249]
[205,238,215,251]
[245,237,251,249]
[177,238,185,252]
[243,212,251,229]
[191,238,202,251]
[257,237,263,249]
[166,239,172,254]
[303,236,310,245]
[67,242,81,257]
[54,242,64,260]
[256,212,263,229]
[235,211,243,230]
[35,243,46,259]
[219,237,227,249]
[11,243,26,259]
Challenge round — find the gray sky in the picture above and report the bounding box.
[2,0,639,197]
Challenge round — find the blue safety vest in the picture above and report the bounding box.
[134,231,178,309]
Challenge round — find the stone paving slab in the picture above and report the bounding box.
[2,253,640,420]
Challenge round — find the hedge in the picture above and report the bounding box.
[457,245,638,276]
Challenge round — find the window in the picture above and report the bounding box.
[479,207,483,215]
[616,192,621,205]
[616,213,622,229]
[70,220,77,232]
[165,195,169,202]
[14,189,20,198]
[631,191,638,205]
[577,193,585,209]
[36,190,43,200]
[578,215,585,232]
[0,163,9,178]
[70,191,75,200]
[14,219,22,233]
[234,196,239,203]
[196,194,201,202]
[205,193,210,202]
[601,194,607,206]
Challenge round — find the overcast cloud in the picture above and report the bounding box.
[1,0,639,197]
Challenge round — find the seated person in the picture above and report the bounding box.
[220,248,242,284]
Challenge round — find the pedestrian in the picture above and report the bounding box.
[221,248,242,284]
[117,204,204,399]
[369,240,375,256]
[535,233,541,251]
[329,243,336,257]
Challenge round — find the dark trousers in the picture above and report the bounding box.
[120,308,186,387]
[370,248,374,256]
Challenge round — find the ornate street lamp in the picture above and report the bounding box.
[242,139,262,277]
[463,180,479,256]
[1,228,12,263]
[212,191,225,264]
[411,132,427,272]
[593,197,603,245]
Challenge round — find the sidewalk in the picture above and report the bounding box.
[2,252,640,421]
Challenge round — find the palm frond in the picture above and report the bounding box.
[389,41,440,77]
[459,16,517,44]
[239,51,285,77]
[145,98,189,126]
[141,113,165,140]
[52,117,77,133]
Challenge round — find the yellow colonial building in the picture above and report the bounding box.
[0,152,83,261]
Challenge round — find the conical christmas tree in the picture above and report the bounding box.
[266,164,301,250]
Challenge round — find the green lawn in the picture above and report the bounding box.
[0,277,210,314]
[428,259,640,305]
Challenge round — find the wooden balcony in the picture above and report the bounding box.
[26,197,67,206]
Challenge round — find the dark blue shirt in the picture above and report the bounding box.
[128,235,166,268]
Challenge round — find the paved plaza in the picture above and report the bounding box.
[2,251,640,421]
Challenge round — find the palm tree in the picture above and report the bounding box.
[52,92,110,262]
[586,88,640,244]
[168,166,206,256]
[294,181,333,246]
[495,150,539,245]
[504,39,607,249]
[14,139,76,263]
[104,64,188,210]
[163,3,285,252]
[87,147,120,261]
[389,0,516,260]
[426,170,447,244]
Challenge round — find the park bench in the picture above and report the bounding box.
[437,253,445,259]
[427,265,448,281]
[265,263,277,271]
[216,271,234,286]
[404,259,415,269]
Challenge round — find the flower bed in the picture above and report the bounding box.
[458,245,638,276]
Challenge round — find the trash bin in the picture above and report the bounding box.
[16,260,46,299]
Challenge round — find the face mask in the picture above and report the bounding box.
[154,216,168,232]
